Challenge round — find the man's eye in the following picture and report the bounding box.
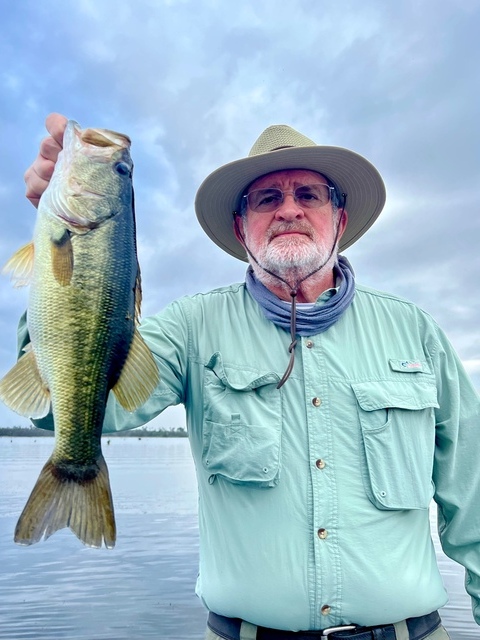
[297,190,318,201]
[260,194,281,206]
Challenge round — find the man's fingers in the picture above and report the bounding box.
[25,155,56,183]
[45,113,68,146]
[38,136,63,164]
[24,159,56,206]
[25,113,68,208]
[25,174,51,207]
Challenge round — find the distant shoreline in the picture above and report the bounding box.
[0,426,188,438]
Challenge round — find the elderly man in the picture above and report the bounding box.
[22,116,480,640]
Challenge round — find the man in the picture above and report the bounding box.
[23,115,480,639]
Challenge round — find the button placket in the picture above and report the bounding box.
[301,334,338,628]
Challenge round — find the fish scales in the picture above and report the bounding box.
[31,198,136,458]
[0,120,159,548]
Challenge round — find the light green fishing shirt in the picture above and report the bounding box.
[24,281,480,630]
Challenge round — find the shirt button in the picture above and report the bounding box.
[312,397,321,407]
[317,528,328,539]
[316,459,326,470]
[321,605,331,616]
[306,340,314,349]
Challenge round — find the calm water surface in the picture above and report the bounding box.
[0,438,477,639]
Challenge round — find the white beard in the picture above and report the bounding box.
[243,220,338,288]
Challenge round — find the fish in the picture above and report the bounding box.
[0,120,159,548]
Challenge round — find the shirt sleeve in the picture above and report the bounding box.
[102,301,189,432]
[430,320,480,624]
[16,300,189,434]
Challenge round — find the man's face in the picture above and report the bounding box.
[236,169,347,277]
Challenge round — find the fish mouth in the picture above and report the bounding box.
[62,121,131,166]
[80,127,131,149]
[64,120,131,151]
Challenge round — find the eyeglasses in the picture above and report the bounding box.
[243,183,335,213]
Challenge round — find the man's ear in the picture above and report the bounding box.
[233,214,246,247]
[337,209,348,241]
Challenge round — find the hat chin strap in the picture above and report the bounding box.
[233,199,346,388]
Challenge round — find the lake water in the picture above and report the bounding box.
[0,438,477,639]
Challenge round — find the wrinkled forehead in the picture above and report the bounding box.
[248,168,329,191]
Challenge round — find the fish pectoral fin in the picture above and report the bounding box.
[2,241,35,287]
[14,454,116,549]
[111,328,160,412]
[51,230,74,286]
[0,347,51,418]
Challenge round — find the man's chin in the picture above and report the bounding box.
[268,235,312,254]
[264,251,325,272]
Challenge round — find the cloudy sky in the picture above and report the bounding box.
[0,0,479,430]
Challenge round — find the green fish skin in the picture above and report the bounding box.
[0,121,159,549]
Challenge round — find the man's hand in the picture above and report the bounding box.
[24,113,68,208]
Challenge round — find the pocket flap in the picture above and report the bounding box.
[206,352,280,390]
[203,352,282,487]
[352,380,439,412]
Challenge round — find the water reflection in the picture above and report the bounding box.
[0,438,204,640]
[0,438,477,639]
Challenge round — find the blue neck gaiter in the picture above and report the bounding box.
[245,255,355,337]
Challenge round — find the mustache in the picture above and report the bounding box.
[267,222,315,241]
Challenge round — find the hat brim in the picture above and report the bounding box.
[195,145,386,261]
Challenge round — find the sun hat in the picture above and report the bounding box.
[195,124,386,262]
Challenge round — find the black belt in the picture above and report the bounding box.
[207,610,441,640]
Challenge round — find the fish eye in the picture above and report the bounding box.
[114,162,131,176]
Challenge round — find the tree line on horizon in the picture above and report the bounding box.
[0,426,188,438]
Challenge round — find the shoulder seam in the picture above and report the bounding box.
[355,283,418,306]
[176,282,245,303]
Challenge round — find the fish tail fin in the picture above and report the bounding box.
[14,454,116,549]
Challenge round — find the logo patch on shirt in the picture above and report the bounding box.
[389,359,426,373]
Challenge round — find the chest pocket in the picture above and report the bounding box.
[352,380,439,510]
[202,352,282,487]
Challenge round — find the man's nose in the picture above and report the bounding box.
[274,193,305,221]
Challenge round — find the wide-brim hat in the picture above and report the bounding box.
[195,124,386,262]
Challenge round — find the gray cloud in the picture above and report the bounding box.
[1,0,479,426]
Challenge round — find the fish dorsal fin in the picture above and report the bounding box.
[0,346,51,418]
[111,329,159,412]
[51,231,74,286]
[2,242,35,287]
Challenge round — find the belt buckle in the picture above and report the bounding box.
[321,625,357,636]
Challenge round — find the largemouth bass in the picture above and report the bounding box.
[0,120,159,548]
